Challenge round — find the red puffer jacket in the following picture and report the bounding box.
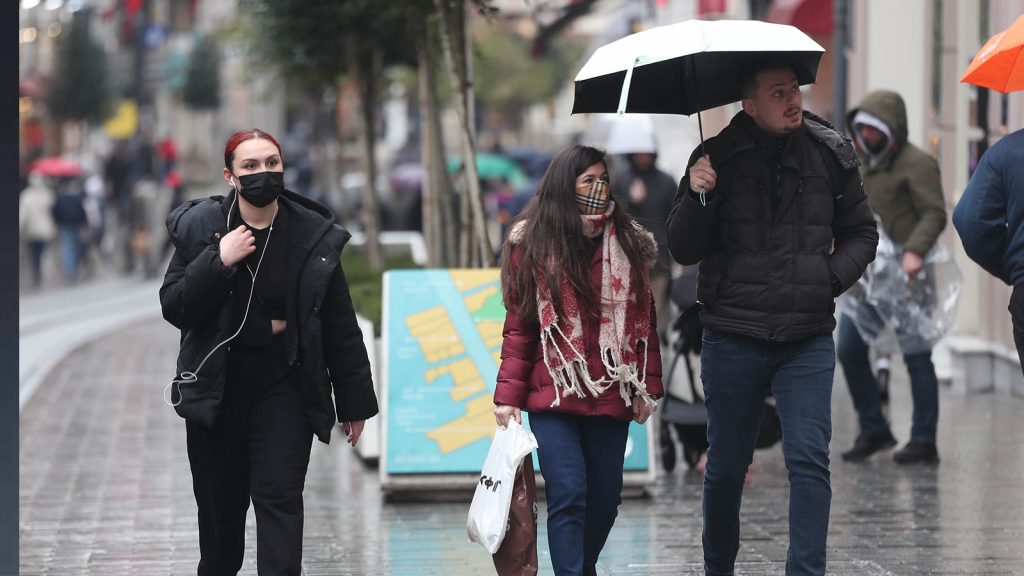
[493,246,663,420]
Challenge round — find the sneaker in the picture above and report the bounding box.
[893,442,940,465]
[841,429,898,462]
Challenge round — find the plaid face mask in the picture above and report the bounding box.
[575,180,609,215]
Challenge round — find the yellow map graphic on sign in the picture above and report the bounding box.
[405,271,506,454]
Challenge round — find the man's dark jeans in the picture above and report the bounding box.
[529,412,629,576]
[700,329,834,576]
[836,313,939,442]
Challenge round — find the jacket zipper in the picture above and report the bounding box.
[796,180,804,250]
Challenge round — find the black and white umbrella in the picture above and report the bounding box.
[573,19,825,144]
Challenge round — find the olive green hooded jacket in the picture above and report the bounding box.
[846,90,947,256]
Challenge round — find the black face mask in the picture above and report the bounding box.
[234,171,284,208]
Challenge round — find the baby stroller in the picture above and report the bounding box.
[659,267,784,473]
[659,267,709,472]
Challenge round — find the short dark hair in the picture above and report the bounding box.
[740,60,797,99]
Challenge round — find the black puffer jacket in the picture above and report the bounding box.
[160,189,378,443]
[666,111,878,341]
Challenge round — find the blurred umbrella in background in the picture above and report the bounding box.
[389,162,426,193]
[503,148,552,181]
[30,157,83,178]
[447,153,529,189]
[603,114,657,155]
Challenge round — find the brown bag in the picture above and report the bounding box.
[492,456,538,576]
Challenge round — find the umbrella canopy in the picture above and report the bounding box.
[447,153,529,189]
[603,114,658,155]
[573,19,825,117]
[960,14,1024,93]
[30,156,82,177]
[388,162,425,193]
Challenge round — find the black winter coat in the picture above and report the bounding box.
[667,111,878,341]
[160,189,378,443]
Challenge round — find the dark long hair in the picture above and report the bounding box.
[500,145,653,322]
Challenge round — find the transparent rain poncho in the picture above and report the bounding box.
[839,223,962,355]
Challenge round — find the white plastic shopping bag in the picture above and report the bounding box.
[467,419,538,554]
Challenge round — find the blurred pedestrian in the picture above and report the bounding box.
[157,135,179,178]
[104,141,136,273]
[839,90,947,465]
[160,128,378,575]
[161,168,187,260]
[493,145,663,576]
[104,142,134,224]
[953,128,1024,374]
[611,150,677,340]
[82,170,109,274]
[51,177,89,284]
[666,63,878,576]
[130,175,162,277]
[19,171,57,288]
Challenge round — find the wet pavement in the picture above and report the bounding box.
[19,315,1024,575]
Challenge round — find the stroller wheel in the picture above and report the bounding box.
[660,424,677,473]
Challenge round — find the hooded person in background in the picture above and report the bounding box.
[611,149,677,340]
[838,90,947,466]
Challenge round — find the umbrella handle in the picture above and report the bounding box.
[697,110,706,157]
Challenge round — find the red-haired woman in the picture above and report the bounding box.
[494,145,663,576]
[160,128,378,574]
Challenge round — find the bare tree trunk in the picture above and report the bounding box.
[324,136,348,223]
[434,0,492,268]
[418,27,456,268]
[348,40,383,271]
[418,48,438,268]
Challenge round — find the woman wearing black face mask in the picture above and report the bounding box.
[160,128,378,575]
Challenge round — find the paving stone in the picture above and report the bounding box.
[19,321,1024,575]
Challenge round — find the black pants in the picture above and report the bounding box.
[1011,285,1024,379]
[186,336,313,576]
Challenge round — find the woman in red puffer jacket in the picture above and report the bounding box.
[493,145,663,576]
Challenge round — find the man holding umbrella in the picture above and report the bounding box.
[666,62,878,576]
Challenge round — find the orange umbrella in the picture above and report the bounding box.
[960,14,1024,93]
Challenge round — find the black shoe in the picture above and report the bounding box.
[841,429,898,462]
[893,442,940,465]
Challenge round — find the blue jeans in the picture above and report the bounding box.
[700,329,835,576]
[59,225,81,281]
[529,412,629,576]
[836,313,939,442]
